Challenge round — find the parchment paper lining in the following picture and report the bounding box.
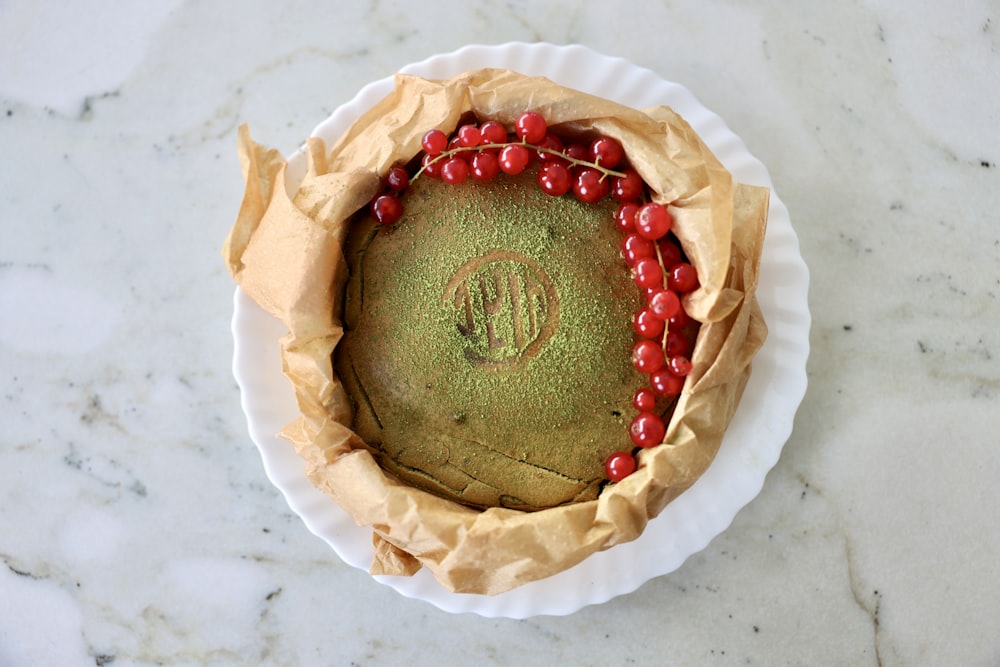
[223,69,768,595]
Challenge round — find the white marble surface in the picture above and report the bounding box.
[1,0,997,664]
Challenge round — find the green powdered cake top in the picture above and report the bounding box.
[336,170,645,510]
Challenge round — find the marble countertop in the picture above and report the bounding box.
[2,1,997,664]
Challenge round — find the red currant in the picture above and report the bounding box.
[385,166,409,191]
[648,289,681,320]
[370,194,402,225]
[632,258,663,290]
[605,451,637,481]
[632,339,665,374]
[590,136,625,169]
[538,161,571,196]
[658,238,682,270]
[563,144,588,162]
[633,387,657,412]
[669,355,692,377]
[649,368,685,397]
[668,307,692,329]
[514,111,547,143]
[622,234,655,266]
[498,144,531,175]
[635,202,672,240]
[421,129,448,156]
[668,263,699,292]
[615,203,639,233]
[572,167,609,204]
[457,124,481,148]
[633,307,665,339]
[612,169,643,203]
[535,133,564,162]
[665,330,689,357]
[440,157,469,184]
[447,136,473,161]
[479,120,507,147]
[470,151,499,182]
[629,412,665,448]
[421,153,442,178]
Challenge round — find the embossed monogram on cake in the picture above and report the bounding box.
[444,250,559,369]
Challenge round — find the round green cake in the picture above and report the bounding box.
[335,170,646,511]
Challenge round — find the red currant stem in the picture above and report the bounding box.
[653,241,671,354]
[410,141,629,183]
[532,143,629,178]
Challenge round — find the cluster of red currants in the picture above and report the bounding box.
[368,111,642,225]
[366,111,699,485]
[603,200,700,483]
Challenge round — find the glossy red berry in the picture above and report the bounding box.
[633,307,665,339]
[632,339,665,374]
[498,144,531,175]
[635,202,672,240]
[615,203,639,233]
[470,151,499,182]
[370,194,402,225]
[632,258,663,290]
[612,169,643,203]
[629,412,666,448]
[665,330,690,357]
[668,307,692,329]
[421,129,448,156]
[572,167,609,204]
[622,234,655,266]
[669,262,699,292]
[649,368,685,397]
[590,136,625,169]
[535,133,564,162]
[605,451,637,481]
[440,157,469,184]
[421,153,442,178]
[633,387,657,412]
[648,289,681,320]
[563,144,588,162]
[658,238,682,270]
[514,111,547,143]
[385,166,410,191]
[669,355,692,377]
[457,124,482,148]
[479,120,507,147]
[538,161,571,196]
[447,136,473,161]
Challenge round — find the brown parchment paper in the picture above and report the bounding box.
[223,69,769,595]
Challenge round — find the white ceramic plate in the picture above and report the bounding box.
[232,42,810,618]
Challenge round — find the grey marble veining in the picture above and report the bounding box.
[1,0,998,665]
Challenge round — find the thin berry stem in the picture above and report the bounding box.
[653,240,671,352]
[411,142,629,183]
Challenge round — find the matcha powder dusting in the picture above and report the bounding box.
[335,170,648,511]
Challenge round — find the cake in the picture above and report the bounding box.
[340,168,647,510]
[224,68,769,594]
